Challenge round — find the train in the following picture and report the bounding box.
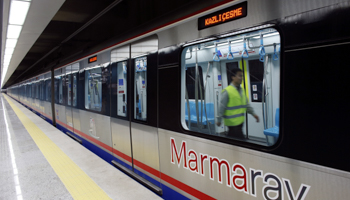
[6,0,350,199]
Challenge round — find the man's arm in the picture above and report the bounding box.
[246,101,259,122]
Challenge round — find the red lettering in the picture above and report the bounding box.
[205,19,209,26]
[200,154,208,176]
[188,150,198,173]
[232,163,248,193]
[210,157,231,186]
[170,138,187,168]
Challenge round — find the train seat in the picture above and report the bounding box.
[185,101,215,125]
[263,108,279,138]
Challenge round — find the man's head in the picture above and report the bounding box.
[231,68,243,86]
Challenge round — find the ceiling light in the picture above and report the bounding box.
[4,54,12,60]
[3,61,10,65]
[9,0,30,25]
[7,25,22,39]
[6,39,18,48]
[5,48,15,55]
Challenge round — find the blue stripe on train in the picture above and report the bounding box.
[56,125,189,200]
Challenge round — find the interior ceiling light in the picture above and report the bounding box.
[9,0,30,25]
[7,25,22,39]
[205,40,243,48]
[253,32,279,39]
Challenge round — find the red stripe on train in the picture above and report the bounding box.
[69,125,214,199]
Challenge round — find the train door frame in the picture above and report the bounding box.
[129,50,161,186]
[65,65,75,133]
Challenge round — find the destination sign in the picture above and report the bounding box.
[198,2,247,30]
[88,55,97,63]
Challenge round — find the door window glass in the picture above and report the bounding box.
[117,61,127,117]
[46,79,51,102]
[59,77,63,104]
[73,74,77,107]
[72,63,79,107]
[85,67,102,111]
[67,74,72,106]
[181,27,281,146]
[134,57,147,121]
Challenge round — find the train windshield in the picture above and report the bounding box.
[181,27,280,146]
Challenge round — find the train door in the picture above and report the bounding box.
[71,63,80,138]
[65,65,74,132]
[130,36,161,188]
[110,44,133,170]
[110,36,161,193]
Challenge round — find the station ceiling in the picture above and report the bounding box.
[1,0,227,88]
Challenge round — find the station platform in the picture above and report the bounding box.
[0,94,162,200]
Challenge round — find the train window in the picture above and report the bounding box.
[181,28,281,146]
[117,61,127,117]
[54,77,59,103]
[72,63,79,107]
[59,76,63,104]
[111,45,130,118]
[72,74,77,107]
[85,67,102,111]
[46,79,51,102]
[28,83,31,98]
[32,81,36,98]
[42,80,46,101]
[29,83,32,98]
[54,68,65,105]
[37,82,40,99]
[134,57,147,121]
[67,71,72,106]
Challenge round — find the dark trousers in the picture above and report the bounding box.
[227,124,245,139]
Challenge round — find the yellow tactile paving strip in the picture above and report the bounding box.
[4,95,112,200]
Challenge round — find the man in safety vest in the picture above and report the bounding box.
[216,68,259,139]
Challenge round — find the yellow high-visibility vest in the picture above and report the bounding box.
[223,85,247,126]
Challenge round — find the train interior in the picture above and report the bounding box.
[181,28,280,146]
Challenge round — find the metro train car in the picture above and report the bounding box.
[6,0,350,199]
